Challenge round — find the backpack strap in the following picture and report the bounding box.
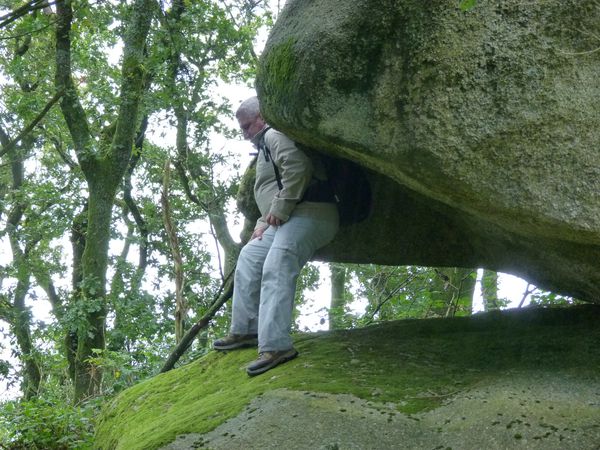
[257,129,335,204]
[257,127,283,191]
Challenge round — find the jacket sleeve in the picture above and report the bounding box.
[255,216,268,231]
[265,130,313,221]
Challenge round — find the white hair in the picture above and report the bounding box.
[236,96,261,119]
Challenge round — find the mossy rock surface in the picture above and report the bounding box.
[95,306,600,449]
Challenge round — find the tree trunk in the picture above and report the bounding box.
[164,0,241,276]
[72,186,114,398]
[329,263,347,330]
[481,269,500,311]
[108,120,150,352]
[65,204,86,381]
[54,0,154,400]
[1,129,42,399]
[12,277,41,399]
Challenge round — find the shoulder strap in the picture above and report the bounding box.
[258,127,283,191]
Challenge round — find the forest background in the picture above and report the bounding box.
[0,0,580,447]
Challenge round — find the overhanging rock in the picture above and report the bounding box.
[251,0,600,303]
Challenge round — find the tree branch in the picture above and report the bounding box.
[173,160,239,261]
[108,0,155,181]
[160,0,239,263]
[363,273,416,325]
[161,159,187,343]
[0,88,65,159]
[160,268,234,373]
[518,283,536,308]
[50,136,77,170]
[54,0,92,168]
[0,0,53,29]
[123,115,150,270]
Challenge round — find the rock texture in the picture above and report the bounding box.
[95,306,600,449]
[164,379,600,450]
[251,0,600,303]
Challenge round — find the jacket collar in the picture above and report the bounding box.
[251,125,271,148]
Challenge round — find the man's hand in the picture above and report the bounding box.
[266,213,284,227]
[251,226,268,240]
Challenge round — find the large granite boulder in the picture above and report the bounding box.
[252,0,600,303]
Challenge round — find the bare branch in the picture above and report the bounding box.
[518,283,536,308]
[0,0,53,29]
[162,159,187,343]
[160,269,235,373]
[123,115,150,270]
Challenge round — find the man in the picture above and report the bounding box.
[214,96,339,376]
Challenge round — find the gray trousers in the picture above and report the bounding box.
[231,207,338,352]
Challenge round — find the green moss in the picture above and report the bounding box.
[257,38,297,116]
[235,159,260,222]
[95,305,600,449]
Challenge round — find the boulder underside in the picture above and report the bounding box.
[250,0,600,303]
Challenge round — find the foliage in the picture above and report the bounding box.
[0,392,97,449]
[337,265,477,326]
[529,290,584,308]
[0,0,270,437]
[321,263,585,332]
[0,359,10,378]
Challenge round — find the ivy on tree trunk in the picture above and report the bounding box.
[54,0,155,400]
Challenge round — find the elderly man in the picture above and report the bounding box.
[214,96,339,376]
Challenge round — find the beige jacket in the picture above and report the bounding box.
[252,127,334,231]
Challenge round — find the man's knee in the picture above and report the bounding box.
[239,241,264,265]
[263,244,302,275]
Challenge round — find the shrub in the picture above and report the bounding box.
[0,396,96,449]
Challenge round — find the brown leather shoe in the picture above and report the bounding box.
[213,333,258,351]
[246,348,299,376]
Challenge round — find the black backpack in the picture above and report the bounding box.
[259,130,372,226]
[318,154,372,226]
